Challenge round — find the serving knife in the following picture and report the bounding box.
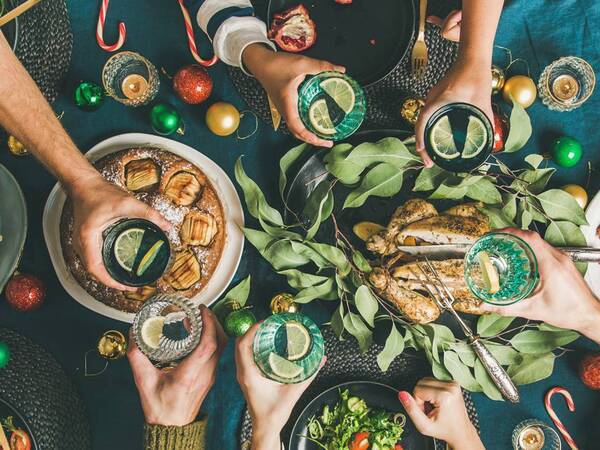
[395,243,600,263]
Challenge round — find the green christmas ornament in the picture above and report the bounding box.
[223,303,256,337]
[150,103,182,136]
[0,342,10,369]
[74,81,105,111]
[552,136,583,168]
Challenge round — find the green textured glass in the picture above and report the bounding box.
[298,71,366,141]
[464,232,538,305]
[253,313,324,384]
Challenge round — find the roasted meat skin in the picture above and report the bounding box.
[395,215,490,245]
[367,199,438,255]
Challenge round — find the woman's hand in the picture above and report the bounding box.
[242,43,345,148]
[427,10,462,42]
[69,174,171,291]
[235,323,325,450]
[481,229,600,344]
[414,55,493,167]
[398,378,484,450]
[128,306,227,426]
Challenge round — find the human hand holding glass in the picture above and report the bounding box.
[480,229,600,345]
[242,43,345,148]
[127,306,227,426]
[398,378,484,450]
[235,323,325,450]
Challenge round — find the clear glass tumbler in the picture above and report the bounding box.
[512,419,561,450]
[538,56,595,111]
[102,51,160,107]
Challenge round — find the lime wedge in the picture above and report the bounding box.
[268,352,303,380]
[430,115,459,159]
[286,321,311,361]
[308,99,335,135]
[114,228,144,272]
[477,251,500,294]
[462,115,488,159]
[319,77,356,113]
[136,240,165,276]
[141,316,165,349]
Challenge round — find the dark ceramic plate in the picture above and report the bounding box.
[1,0,19,50]
[267,0,416,87]
[0,397,38,449]
[288,381,435,450]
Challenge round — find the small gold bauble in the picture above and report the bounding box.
[205,102,240,136]
[502,75,537,108]
[270,293,300,314]
[491,65,505,94]
[7,135,29,156]
[97,330,128,360]
[400,97,425,126]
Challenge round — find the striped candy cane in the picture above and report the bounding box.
[544,387,579,450]
[96,0,126,52]
[177,0,218,67]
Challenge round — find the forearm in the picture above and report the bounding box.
[0,32,99,190]
[458,0,504,64]
[251,427,281,450]
[577,296,600,345]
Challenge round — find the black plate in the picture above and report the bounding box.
[267,0,416,87]
[1,0,19,50]
[289,381,434,450]
[0,397,38,450]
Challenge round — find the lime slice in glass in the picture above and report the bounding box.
[308,99,335,135]
[114,228,144,272]
[141,316,165,349]
[268,352,303,379]
[462,115,488,159]
[430,115,459,159]
[319,77,356,113]
[286,321,311,361]
[477,251,500,294]
[136,240,165,277]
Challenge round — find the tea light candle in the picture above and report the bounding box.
[552,74,579,102]
[518,425,545,450]
[121,74,149,100]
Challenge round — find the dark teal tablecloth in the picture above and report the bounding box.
[0,1,599,449]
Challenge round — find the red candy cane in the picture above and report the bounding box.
[544,387,579,450]
[96,0,126,52]
[177,0,218,67]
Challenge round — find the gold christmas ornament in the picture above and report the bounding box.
[400,98,425,126]
[270,292,300,314]
[502,75,537,108]
[491,65,505,94]
[97,330,128,360]
[7,135,29,156]
[205,102,240,136]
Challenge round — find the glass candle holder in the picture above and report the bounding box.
[512,419,561,450]
[102,51,160,106]
[132,294,202,366]
[538,56,595,111]
[253,313,324,384]
[464,232,538,305]
[298,71,366,141]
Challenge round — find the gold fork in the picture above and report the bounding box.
[411,0,428,78]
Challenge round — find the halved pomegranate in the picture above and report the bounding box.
[268,4,317,53]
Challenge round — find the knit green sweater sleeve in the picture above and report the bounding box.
[144,417,207,450]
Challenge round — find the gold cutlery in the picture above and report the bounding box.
[411,0,429,78]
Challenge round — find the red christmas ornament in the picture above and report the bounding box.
[172,64,213,104]
[580,352,600,389]
[492,105,509,153]
[4,273,45,311]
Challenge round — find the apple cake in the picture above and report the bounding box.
[60,147,226,313]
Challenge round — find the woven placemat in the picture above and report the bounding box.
[228,22,458,131]
[0,328,91,450]
[11,0,73,103]
[239,327,480,450]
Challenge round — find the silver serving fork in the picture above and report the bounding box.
[412,258,520,403]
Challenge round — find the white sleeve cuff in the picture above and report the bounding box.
[196,0,253,32]
[212,16,276,74]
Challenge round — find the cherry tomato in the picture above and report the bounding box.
[350,432,370,450]
[10,430,31,450]
[395,444,404,450]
